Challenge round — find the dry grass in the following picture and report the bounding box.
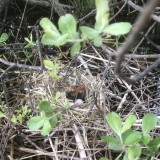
[1,43,160,159]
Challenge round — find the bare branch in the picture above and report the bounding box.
[115,0,159,84]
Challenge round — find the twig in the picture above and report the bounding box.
[48,136,59,160]
[102,44,160,59]
[0,58,46,71]
[35,26,43,69]
[72,124,87,159]
[124,0,160,23]
[115,0,159,84]
[0,66,14,79]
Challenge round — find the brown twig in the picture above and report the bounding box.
[0,58,46,71]
[115,0,159,84]
[123,0,160,23]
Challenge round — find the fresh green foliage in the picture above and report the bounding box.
[39,0,131,57]
[11,106,31,124]
[24,33,36,48]
[99,158,109,160]
[101,112,159,160]
[43,59,62,79]
[0,33,9,44]
[27,91,71,136]
[27,100,58,136]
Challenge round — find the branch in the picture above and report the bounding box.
[0,58,47,71]
[115,0,159,84]
[123,0,160,23]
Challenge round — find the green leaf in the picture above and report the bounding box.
[123,153,129,160]
[70,42,81,57]
[101,135,119,143]
[41,33,68,46]
[93,35,102,47]
[40,18,60,38]
[121,115,137,134]
[80,26,102,46]
[148,137,160,148]
[0,33,9,42]
[41,119,52,135]
[45,112,54,118]
[0,111,5,118]
[27,116,45,130]
[124,131,142,145]
[122,129,134,142]
[58,14,77,38]
[11,115,17,124]
[43,60,54,69]
[99,158,109,160]
[108,142,123,151]
[17,114,23,124]
[49,113,58,128]
[80,26,99,40]
[95,0,109,32]
[104,22,132,36]
[142,113,157,134]
[55,91,61,100]
[39,101,52,112]
[127,146,141,160]
[142,134,150,145]
[106,112,122,136]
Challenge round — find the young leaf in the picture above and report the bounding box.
[70,42,81,57]
[93,35,102,47]
[80,26,100,40]
[40,18,60,37]
[142,134,150,145]
[106,112,122,136]
[95,0,109,32]
[124,131,142,145]
[108,142,123,151]
[99,158,109,160]
[148,137,160,148]
[101,135,119,143]
[142,113,157,134]
[41,33,68,46]
[104,22,132,36]
[58,14,77,38]
[121,115,137,134]
[41,119,52,136]
[80,26,102,46]
[43,60,54,69]
[55,91,61,99]
[11,115,17,124]
[127,145,141,160]
[49,113,58,128]
[39,101,52,112]
[27,116,45,130]
[0,33,9,42]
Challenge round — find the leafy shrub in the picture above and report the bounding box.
[39,0,131,57]
[101,112,160,160]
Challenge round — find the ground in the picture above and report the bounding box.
[0,0,160,160]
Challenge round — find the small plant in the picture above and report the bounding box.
[43,59,62,79]
[39,0,132,57]
[24,33,36,48]
[0,33,9,44]
[101,112,160,160]
[11,106,31,124]
[27,92,70,136]
[27,100,58,136]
